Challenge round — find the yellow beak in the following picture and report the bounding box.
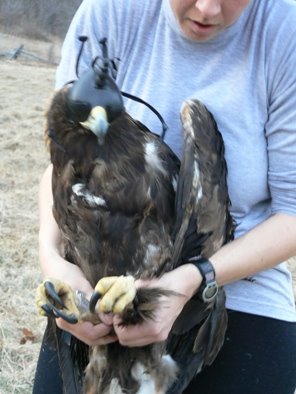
[80,106,109,145]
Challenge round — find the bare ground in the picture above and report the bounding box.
[0,32,295,394]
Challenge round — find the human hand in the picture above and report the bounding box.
[112,264,202,347]
[45,272,118,346]
[56,313,117,346]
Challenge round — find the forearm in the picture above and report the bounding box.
[39,236,91,293]
[210,212,296,286]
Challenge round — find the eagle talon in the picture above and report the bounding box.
[89,291,102,314]
[90,276,137,314]
[36,278,88,324]
[50,304,79,324]
[41,303,56,317]
[41,301,79,324]
[44,280,66,308]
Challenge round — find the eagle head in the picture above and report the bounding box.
[65,39,125,145]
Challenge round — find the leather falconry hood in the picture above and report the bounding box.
[65,37,125,125]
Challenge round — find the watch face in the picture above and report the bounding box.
[203,282,218,302]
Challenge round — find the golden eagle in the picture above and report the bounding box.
[36,38,234,394]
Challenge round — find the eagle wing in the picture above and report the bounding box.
[173,99,233,263]
[166,99,234,393]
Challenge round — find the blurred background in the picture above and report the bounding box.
[0,0,82,40]
[0,2,82,393]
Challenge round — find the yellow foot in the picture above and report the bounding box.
[36,278,90,324]
[90,276,136,314]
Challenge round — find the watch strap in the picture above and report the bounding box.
[188,256,218,302]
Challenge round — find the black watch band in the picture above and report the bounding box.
[188,256,218,302]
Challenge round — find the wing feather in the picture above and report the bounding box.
[167,99,234,393]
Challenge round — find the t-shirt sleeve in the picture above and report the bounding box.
[265,12,296,216]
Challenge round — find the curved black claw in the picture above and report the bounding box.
[41,303,56,318]
[41,301,78,324]
[44,281,66,308]
[51,305,79,324]
[89,291,101,314]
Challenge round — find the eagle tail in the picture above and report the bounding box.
[121,287,181,325]
[167,290,227,394]
[42,319,88,394]
[192,289,228,365]
[57,331,88,394]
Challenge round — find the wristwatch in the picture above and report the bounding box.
[188,257,218,302]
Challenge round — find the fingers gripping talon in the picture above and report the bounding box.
[90,276,136,314]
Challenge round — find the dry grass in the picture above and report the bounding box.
[0,48,55,392]
[0,31,295,394]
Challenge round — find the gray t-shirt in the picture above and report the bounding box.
[56,0,296,322]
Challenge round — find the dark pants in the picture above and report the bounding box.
[33,310,296,394]
[184,310,296,394]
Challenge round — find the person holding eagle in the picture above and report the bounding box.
[34,0,296,393]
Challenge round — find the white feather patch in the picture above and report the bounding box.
[131,362,156,394]
[193,161,203,202]
[181,104,195,139]
[131,356,177,394]
[172,174,178,193]
[109,378,125,394]
[143,243,161,266]
[72,183,107,208]
[144,142,166,175]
